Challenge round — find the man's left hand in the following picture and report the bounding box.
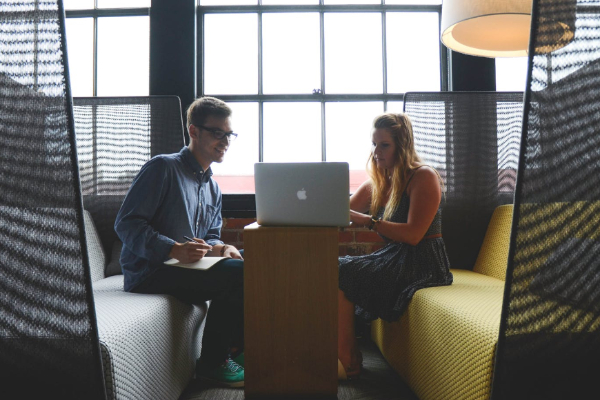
[223,245,243,260]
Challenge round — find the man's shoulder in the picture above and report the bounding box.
[145,152,183,169]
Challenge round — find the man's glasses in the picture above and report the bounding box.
[197,125,238,141]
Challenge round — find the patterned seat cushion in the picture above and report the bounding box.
[372,269,504,400]
[83,210,107,283]
[85,209,208,399]
[94,275,207,400]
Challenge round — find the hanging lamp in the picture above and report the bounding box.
[441,0,574,58]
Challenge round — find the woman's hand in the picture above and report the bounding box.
[350,210,372,228]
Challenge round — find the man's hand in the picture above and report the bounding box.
[222,245,243,260]
[169,239,212,263]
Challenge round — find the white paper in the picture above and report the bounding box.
[164,257,226,271]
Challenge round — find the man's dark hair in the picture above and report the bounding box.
[186,96,232,129]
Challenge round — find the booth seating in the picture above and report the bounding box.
[83,211,207,400]
[372,204,513,400]
[72,96,207,400]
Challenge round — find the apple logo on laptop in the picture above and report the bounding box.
[297,188,307,200]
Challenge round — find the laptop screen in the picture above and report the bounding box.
[254,162,350,227]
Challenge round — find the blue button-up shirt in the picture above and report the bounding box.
[115,147,224,291]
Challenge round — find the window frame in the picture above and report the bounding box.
[197,2,448,160]
[66,2,451,218]
[199,2,448,217]
[65,6,151,97]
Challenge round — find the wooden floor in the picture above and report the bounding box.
[180,337,418,400]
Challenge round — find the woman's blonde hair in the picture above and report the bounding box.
[368,112,422,220]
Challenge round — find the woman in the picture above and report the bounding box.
[337,112,453,379]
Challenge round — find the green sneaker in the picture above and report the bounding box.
[233,352,244,368]
[197,358,244,388]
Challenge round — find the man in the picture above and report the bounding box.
[115,96,245,387]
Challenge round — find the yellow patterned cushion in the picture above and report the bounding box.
[473,204,513,281]
[372,269,504,400]
[501,201,600,335]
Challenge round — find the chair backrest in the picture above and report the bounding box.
[472,204,513,281]
[73,96,185,270]
[0,1,106,398]
[492,0,600,398]
[403,91,523,270]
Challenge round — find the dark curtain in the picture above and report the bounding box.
[73,96,185,255]
[404,92,523,270]
[0,1,106,398]
[492,1,600,398]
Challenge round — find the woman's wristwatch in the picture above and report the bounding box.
[368,216,382,230]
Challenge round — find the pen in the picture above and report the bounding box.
[184,236,213,251]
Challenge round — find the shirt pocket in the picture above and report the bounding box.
[199,204,219,237]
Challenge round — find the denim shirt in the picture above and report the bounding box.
[115,147,224,291]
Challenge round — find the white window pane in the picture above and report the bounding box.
[263,0,318,4]
[211,102,258,177]
[325,102,383,171]
[387,12,440,93]
[263,103,321,162]
[65,18,93,97]
[64,0,94,10]
[263,13,320,94]
[325,13,382,94]
[204,14,258,95]
[97,16,149,96]
[386,101,404,113]
[200,0,257,5]
[325,0,380,4]
[496,57,528,92]
[98,0,150,7]
[386,0,441,4]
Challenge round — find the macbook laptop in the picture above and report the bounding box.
[254,162,350,227]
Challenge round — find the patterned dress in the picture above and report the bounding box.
[339,177,453,322]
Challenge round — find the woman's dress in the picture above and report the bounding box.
[339,186,453,322]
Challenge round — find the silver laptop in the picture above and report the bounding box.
[254,162,350,227]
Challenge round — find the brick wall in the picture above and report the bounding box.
[222,218,386,256]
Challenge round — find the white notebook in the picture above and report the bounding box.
[164,257,226,271]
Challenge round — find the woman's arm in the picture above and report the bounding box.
[350,179,372,213]
[373,167,441,245]
[348,180,375,227]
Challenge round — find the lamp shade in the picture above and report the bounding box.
[441,0,533,58]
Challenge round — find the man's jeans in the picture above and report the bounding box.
[133,251,244,367]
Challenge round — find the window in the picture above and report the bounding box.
[64,0,151,97]
[199,0,446,194]
[496,57,528,92]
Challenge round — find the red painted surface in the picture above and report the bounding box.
[213,170,369,194]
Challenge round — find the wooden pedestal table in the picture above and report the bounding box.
[243,223,338,398]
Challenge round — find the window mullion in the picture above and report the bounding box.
[258,12,263,96]
[93,15,98,96]
[199,10,205,99]
[320,7,325,95]
[259,101,264,162]
[382,10,387,111]
[258,9,263,162]
[321,101,326,162]
[320,6,326,161]
[439,12,449,91]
